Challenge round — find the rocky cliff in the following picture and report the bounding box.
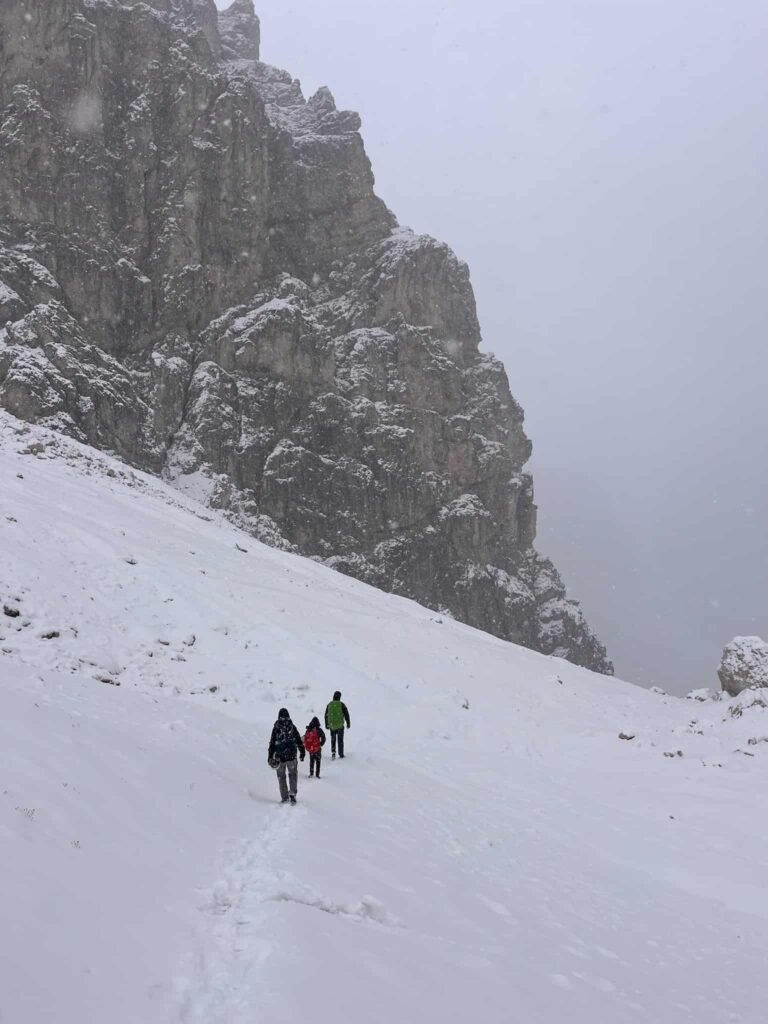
[0,0,612,672]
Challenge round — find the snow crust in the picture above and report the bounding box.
[2,411,768,1023]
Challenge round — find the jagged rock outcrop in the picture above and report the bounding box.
[0,0,612,672]
[719,637,768,697]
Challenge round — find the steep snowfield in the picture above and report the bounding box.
[2,410,768,1024]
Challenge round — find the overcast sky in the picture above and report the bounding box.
[218,0,768,693]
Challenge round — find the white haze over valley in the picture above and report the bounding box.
[229,0,768,694]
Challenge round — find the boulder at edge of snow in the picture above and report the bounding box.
[718,636,768,697]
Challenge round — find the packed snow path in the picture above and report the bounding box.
[2,412,768,1023]
[174,745,768,1024]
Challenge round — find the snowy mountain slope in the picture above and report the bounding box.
[2,409,768,1024]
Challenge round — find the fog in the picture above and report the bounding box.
[218,0,768,694]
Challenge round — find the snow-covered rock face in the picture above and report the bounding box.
[0,0,611,672]
[719,636,768,696]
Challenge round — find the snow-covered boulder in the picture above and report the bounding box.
[718,636,768,697]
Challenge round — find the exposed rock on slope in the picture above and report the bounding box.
[719,636,768,697]
[0,0,611,672]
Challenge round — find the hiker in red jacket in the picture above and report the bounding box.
[303,716,326,778]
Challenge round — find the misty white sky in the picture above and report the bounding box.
[218,0,768,693]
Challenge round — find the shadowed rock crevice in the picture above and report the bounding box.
[0,0,612,673]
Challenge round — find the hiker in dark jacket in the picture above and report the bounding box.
[324,691,350,759]
[268,708,305,803]
[303,716,326,778]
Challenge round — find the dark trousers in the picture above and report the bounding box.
[276,758,298,800]
[309,752,322,776]
[330,728,345,757]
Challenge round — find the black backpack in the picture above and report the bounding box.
[273,718,297,761]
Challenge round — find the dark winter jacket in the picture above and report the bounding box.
[268,710,305,764]
[304,717,326,754]
[325,697,350,731]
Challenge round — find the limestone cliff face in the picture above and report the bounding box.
[0,0,612,672]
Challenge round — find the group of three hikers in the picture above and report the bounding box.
[267,690,351,803]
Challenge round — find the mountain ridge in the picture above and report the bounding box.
[0,0,611,672]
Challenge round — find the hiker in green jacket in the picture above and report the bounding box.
[324,690,350,759]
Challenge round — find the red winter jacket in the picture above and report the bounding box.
[304,722,326,754]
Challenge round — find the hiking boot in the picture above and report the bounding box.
[289,794,296,804]
[332,753,336,760]
[280,796,288,803]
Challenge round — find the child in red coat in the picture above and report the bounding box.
[304,717,326,778]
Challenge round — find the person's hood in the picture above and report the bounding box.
[333,691,341,701]
[278,708,290,720]
[308,716,320,729]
